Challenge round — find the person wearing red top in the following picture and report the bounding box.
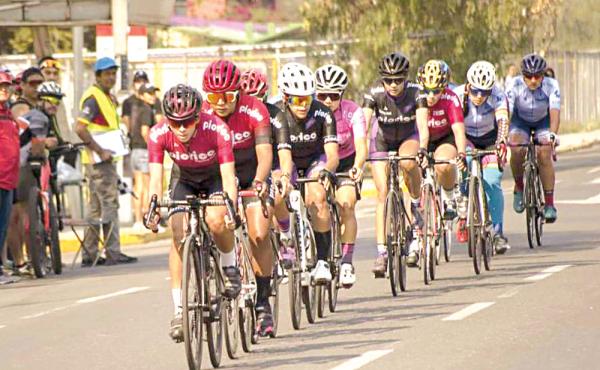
[145,84,239,342]
[202,59,277,337]
[0,71,19,283]
[416,60,467,221]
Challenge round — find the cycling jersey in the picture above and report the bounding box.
[276,100,337,171]
[363,81,426,144]
[419,88,464,142]
[506,76,560,123]
[335,99,366,160]
[203,94,271,187]
[265,101,291,169]
[147,113,234,184]
[454,84,508,147]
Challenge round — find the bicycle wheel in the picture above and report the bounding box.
[524,167,536,249]
[239,304,255,352]
[48,197,62,275]
[27,187,47,278]
[316,284,326,318]
[384,192,401,296]
[224,297,239,359]
[427,189,437,282]
[302,224,318,324]
[206,251,223,368]
[468,176,483,275]
[328,206,341,312]
[181,237,203,370]
[269,233,281,338]
[535,175,544,246]
[482,192,493,271]
[421,186,432,285]
[289,220,302,330]
[443,220,453,262]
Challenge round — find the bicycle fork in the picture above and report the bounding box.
[288,190,312,287]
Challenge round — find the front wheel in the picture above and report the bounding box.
[443,220,453,263]
[316,284,326,318]
[224,298,239,359]
[181,237,203,370]
[27,187,47,278]
[535,175,544,246]
[524,168,537,249]
[206,252,224,368]
[468,177,483,275]
[384,192,401,296]
[48,198,62,275]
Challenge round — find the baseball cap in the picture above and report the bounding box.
[138,83,159,94]
[94,57,119,72]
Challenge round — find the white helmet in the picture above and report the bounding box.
[467,61,496,90]
[278,62,315,96]
[315,64,348,92]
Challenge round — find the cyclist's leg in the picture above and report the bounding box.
[508,116,529,212]
[481,151,510,250]
[370,132,392,274]
[336,177,358,286]
[433,139,458,219]
[397,136,422,264]
[534,121,557,221]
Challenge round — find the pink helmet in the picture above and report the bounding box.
[203,59,241,93]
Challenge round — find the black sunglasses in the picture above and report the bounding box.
[383,77,405,85]
[316,92,342,101]
[424,88,444,95]
[523,72,543,80]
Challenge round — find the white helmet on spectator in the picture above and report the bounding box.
[315,64,349,92]
[278,62,315,96]
[467,61,496,90]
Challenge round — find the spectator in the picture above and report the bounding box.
[130,83,158,231]
[503,64,519,90]
[121,70,162,130]
[545,67,556,79]
[74,57,138,266]
[0,71,20,284]
[11,67,44,118]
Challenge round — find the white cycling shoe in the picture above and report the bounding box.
[340,263,356,288]
[407,238,420,267]
[312,260,332,284]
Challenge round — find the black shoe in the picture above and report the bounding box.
[255,304,274,338]
[81,256,106,268]
[169,313,183,343]
[105,253,138,265]
[222,266,242,299]
[493,234,511,255]
[443,200,457,220]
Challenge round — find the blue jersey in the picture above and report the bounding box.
[453,84,508,139]
[505,76,560,123]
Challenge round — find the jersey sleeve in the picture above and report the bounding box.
[362,84,377,110]
[271,106,292,151]
[446,92,464,125]
[78,97,100,125]
[491,87,509,121]
[548,79,561,110]
[147,125,166,164]
[121,97,131,118]
[213,117,235,164]
[349,103,367,139]
[21,111,49,138]
[415,87,428,109]
[322,107,338,144]
[251,99,272,145]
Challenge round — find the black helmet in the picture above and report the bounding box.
[521,53,547,75]
[163,84,201,123]
[378,52,410,77]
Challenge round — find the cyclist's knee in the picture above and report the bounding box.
[537,147,553,164]
[400,159,417,173]
[483,166,503,187]
[205,208,227,234]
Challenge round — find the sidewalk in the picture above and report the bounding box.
[59,226,171,253]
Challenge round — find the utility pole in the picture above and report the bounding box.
[112,0,128,92]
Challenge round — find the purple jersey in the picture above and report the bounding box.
[334,99,366,159]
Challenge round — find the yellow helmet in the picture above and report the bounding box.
[418,60,448,90]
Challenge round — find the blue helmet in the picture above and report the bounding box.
[521,53,547,75]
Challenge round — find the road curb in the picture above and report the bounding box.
[59,230,172,253]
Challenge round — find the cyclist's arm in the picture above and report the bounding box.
[148,162,164,201]
[220,162,238,206]
[278,149,293,177]
[254,143,273,183]
[550,109,560,135]
[323,142,339,172]
[362,107,374,135]
[416,107,429,149]
[548,81,561,134]
[451,122,467,154]
[351,106,368,169]
[323,107,339,172]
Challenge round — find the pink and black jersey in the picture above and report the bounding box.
[334,99,366,160]
[420,88,464,142]
[148,112,234,183]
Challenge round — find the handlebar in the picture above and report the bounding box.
[367,154,418,162]
[48,142,86,158]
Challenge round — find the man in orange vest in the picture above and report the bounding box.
[74,57,137,266]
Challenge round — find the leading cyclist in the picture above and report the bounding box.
[145,85,239,342]
[506,53,560,223]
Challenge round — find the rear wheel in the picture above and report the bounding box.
[224,297,239,359]
[27,187,47,278]
[468,177,483,275]
[443,220,453,262]
[182,237,203,370]
[316,284,326,318]
[524,168,536,249]
[48,197,62,275]
[328,207,341,312]
[206,252,223,368]
[384,192,401,296]
[535,175,544,246]
[303,224,318,324]
[239,304,255,352]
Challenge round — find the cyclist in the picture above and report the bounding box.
[315,64,366,287]
[416,60,467,219]
[453,61,510,253]
[203,60,279,337]
[363,52,425,273]
[506,53,560,223]
[145,84,240,342]
[239,69,295,268]
[275,62,339,284]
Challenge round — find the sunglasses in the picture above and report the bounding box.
[424,88,443,95]
[27,80,44,86]
[523,72,543,80]
[40,60,62,70]
[206,91,238,105]
[316,92,342,102]
[168,117,197,130]
[383,77,406,85]
[41,96,61,106]
[469,87,492,97]
[286,95,313,107]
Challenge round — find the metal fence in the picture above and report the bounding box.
[546,50,600,125]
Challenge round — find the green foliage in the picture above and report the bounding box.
[302,0,555,98]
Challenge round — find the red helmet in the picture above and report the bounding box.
[203,59,241,93]
[240,69,268,97]
[162,84,200,122]
[0,71,13,85]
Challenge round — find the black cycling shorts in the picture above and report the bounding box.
[427,134,456,153]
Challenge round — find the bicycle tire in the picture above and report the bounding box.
[524,167,536,249]
[468,176,483,275]
[48,197,62,275]
[535,175,544,246]
[224,297,239,359]
[428,188,437,282]
[303,224,318,324]
[289,269,302,330]
[239,304,255,352]
[384,192,401,296]
[434,195,442,267]
[443,220,452,262]
[398,207,408,292]
[206,251,223,367]
[27,187,47,278]
[482,190,493,272]
[181,236,203,370]
[316,284,326,318]
[328,206,341,312]
[421,186,431,285]
[269,233,281,338]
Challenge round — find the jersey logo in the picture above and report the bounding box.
[169,149,216,162]
[239,104,265,122]
[270,116,282,129]
[290,132,318,143]
[233,130,252,144]
[314,109,333,124]
[149,124,169,143]
[429,118,448,128]
[202,120,232,141]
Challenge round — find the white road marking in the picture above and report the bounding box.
[442,302,495,321]
[587,166,600,174]
[330,349,394,370]
[21,304,78,320]
[165,277,171,281]
[77,287,149,304]
[588,177,600,184]
[524,264,571,281]
[498,287,520,298]
[556,193,600,204]
[0,325,6,329]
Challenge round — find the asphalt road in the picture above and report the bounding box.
[2,146,600,370]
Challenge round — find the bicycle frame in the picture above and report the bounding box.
[287,182,315,287]
[465,150,495,236]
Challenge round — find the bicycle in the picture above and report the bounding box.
[267,226,284,338]
[512,133,554,249]
[146,192,238,370]
[465,149,498,274]
[367,153,416,296]
[419,154,454,285]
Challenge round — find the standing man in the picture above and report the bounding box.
[0,71,20,284]
[74,57,137,266]
[130,83,158,231]
[11,67,44,119]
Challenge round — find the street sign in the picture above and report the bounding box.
[96,25,148,62]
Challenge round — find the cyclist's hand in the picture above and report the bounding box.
[318,169,332,191]
[456,152,467,171]
[224,214,237,231]
[278,174,291,196]
[496,141,508,164]
[417,148,428,169]
[45,137,59,149]
[549,132,560,147]
[143,211,160,233]
[350,166,363,182]
[253,179,268,199]
[99,149,113,162]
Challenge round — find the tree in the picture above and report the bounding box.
[302,0,562,97]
